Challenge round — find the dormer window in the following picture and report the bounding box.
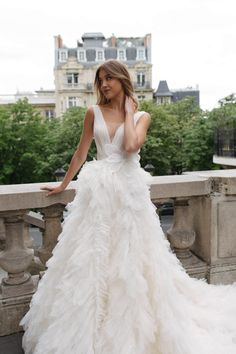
[118,49,126,61]
[59,49,68,62]
[77,49,86,62]
[96,49,104,62]
[136,47,146,61]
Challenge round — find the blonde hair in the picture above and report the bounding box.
[94,59,138,110]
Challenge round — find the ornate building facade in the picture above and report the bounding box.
[54,33,153,117]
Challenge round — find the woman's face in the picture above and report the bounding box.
[98,69,123,101]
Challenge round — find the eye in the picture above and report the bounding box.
[106,75,112,80]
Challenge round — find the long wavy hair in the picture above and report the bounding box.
[94,59,138,111]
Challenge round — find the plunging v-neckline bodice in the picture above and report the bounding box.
[97,105,124,144]
[93,104,145,161]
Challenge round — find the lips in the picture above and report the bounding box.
[103,91,112,98]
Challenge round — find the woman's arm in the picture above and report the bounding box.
[41,107,94,196]
[123,97,151,153]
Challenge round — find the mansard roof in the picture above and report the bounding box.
[82,32,105,40]
[154,80,173,97]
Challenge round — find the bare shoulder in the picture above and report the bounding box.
[84,106,95,123]
[137,111,151,128]
[86,105,95,116]
[140,111,151,120]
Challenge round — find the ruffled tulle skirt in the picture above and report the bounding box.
[20,158,236,354]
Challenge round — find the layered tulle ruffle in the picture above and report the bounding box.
[20,158,236,354]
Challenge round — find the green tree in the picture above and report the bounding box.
[2,95,234,184]
[209,94,236,128]
[181,114,215,171]
[166,96,201,123]
[140,98,215,174]
[0,99,49,184]
[139,100,182,175]
[40,106,97,181]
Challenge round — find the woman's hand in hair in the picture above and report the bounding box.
[124,96,136,116]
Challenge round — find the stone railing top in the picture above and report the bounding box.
[0,182,75,212]
[184,169,236,195]
[0,173,215,212]
[184,169,236,178]
[1,169,236,212]
[151,175,211,200]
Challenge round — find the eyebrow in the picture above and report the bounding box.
[98,73,111,80]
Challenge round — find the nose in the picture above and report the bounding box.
[101,80,108,89]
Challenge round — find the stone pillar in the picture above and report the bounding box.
[167,198,207,278]
[38,204,65,265]
[0,210,35,298]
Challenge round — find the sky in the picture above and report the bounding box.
[0,0,236,111]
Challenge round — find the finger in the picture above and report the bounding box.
[41,186,54,191]
[46,191,55,197]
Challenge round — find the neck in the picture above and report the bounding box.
[109,92,125,112]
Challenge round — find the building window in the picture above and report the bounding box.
[77,50,86,62]
[66,73,79,86]
[96,49,104,62]
[118,49,126,61]
[67,97,78,108]
[59,50,68,62]
[45,109,55,119]
[159,97,171,104]
[136,48,146,61]
[138,95,146,100]
[137,72,145,87]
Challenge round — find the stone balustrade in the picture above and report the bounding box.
[1,169,236,336]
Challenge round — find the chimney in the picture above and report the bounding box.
[54,35,63,49]
[111,33,116,47]
[58,35,63,48]
[144,33,151,47]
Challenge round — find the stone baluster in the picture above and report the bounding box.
[0,217,5,250]
[23,219,33,249]
[167,198,197,264]
[38,204,65,266]
[0,210,35,298]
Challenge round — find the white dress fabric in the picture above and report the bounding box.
[20,105,236,354]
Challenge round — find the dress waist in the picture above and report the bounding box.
[97,152,140,165]
[97,144,140,166]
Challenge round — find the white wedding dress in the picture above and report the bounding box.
[20,105,236,354]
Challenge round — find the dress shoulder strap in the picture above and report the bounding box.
[134,111,146,125]
[92,104,98,115]
[92,105,101,124]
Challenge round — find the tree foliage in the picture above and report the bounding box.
[0,95,235,184]
[139,97,211,174]
[139,101,181,174]
[0,99,49,184]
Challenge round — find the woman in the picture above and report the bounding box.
[20,60,236,354]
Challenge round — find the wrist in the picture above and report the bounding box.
[59,183,67,190]
[125,111,134,118]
